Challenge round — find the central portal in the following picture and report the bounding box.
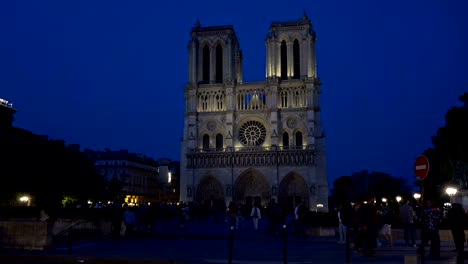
[234,169,270,205]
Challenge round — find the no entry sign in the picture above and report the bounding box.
[414,155,430,180]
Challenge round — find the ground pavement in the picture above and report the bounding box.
[0,219,464,264]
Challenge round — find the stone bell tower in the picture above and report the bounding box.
[180,14,329,212]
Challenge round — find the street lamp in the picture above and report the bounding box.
[19,196,30,206]
[381,198,387,203]
[413,193,421,200]
[445,187,458,203]
[396,196,402,203]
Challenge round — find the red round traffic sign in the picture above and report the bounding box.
[414,155,430,180]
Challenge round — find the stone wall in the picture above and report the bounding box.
[0,220,52,250]
[0,219,112,250]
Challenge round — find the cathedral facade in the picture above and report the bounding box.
[180,14,329,211]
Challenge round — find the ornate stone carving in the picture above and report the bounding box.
[287,118,297,129]
[207,121,217,131]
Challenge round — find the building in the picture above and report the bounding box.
[180,13,329,211]
[87,149,160,205]
[0,98,16,129]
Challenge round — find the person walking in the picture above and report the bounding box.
[447,203,466,263]
[378,205,393,247]
[337,203,353,244]
[251,202,262,230]
[417,200,442,258]
[399,200,417,247]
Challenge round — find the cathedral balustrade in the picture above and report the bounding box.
[185,147,315,168]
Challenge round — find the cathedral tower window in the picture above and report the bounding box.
[216,133,223,150]
[202,45,210,83]
[203,134,210,151]
[293,39,300,79]
[215,44,223,83]
[280,90,288,108]
[280,40,288,80]
[295,131,303,149]
[282,132,289,149]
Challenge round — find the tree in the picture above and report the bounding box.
[331,170,412,206]
[419,92,468,200]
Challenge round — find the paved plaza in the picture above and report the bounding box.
[0,220,464,264]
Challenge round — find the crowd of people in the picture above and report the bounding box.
[111,198,314,239]
[335,197,467,261]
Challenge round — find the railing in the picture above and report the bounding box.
[186,146,316,168]
[53,219,94,255]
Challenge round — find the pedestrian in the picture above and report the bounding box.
[267,198,280,235]
[251,202,262,230]
[337,203,352,244]
[417,200,442,258]
[227,201,238,228]
[447,203,466,262]
[399,200,417,247]
[378,205,393,247]
[357,196,378,259]
[123,206,137,238]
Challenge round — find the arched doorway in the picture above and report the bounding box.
[234,169,270,206]
[196,176,225,204]
[278,172,309,211]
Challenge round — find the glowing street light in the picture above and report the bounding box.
[381,198,387,203]
[396,196,402,203]
[19,196,30,206]
[413,193,421,200]
[445,187,458,203]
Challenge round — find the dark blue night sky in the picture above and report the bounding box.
[1,0,467,187]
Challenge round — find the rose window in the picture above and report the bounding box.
[239,120,266,147]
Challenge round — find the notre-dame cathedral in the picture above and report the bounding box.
[180,13,329,211]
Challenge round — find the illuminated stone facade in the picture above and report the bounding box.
[180,14,328,211]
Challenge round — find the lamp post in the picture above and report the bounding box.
[445,187,458,203]
[396,196,402,203]
[19,196,30,207]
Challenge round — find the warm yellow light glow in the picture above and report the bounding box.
[413,193,421,200]
[168,172,172,183]
[87,200,92,205]
[446,187,458,196]
[19,196,29,202]
[316,204,323,208]
[396,196,402,203]
[381,198,387,203]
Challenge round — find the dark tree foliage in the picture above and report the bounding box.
[418,93,468,201]
[0,127,105,211]
[432,93,468,164]
[331,170,412,207]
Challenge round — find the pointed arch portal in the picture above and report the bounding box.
[278,172,309,208]
[196,176,224,203]
[234,169,270,205]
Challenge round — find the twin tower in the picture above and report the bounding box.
[180,13,329,211]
